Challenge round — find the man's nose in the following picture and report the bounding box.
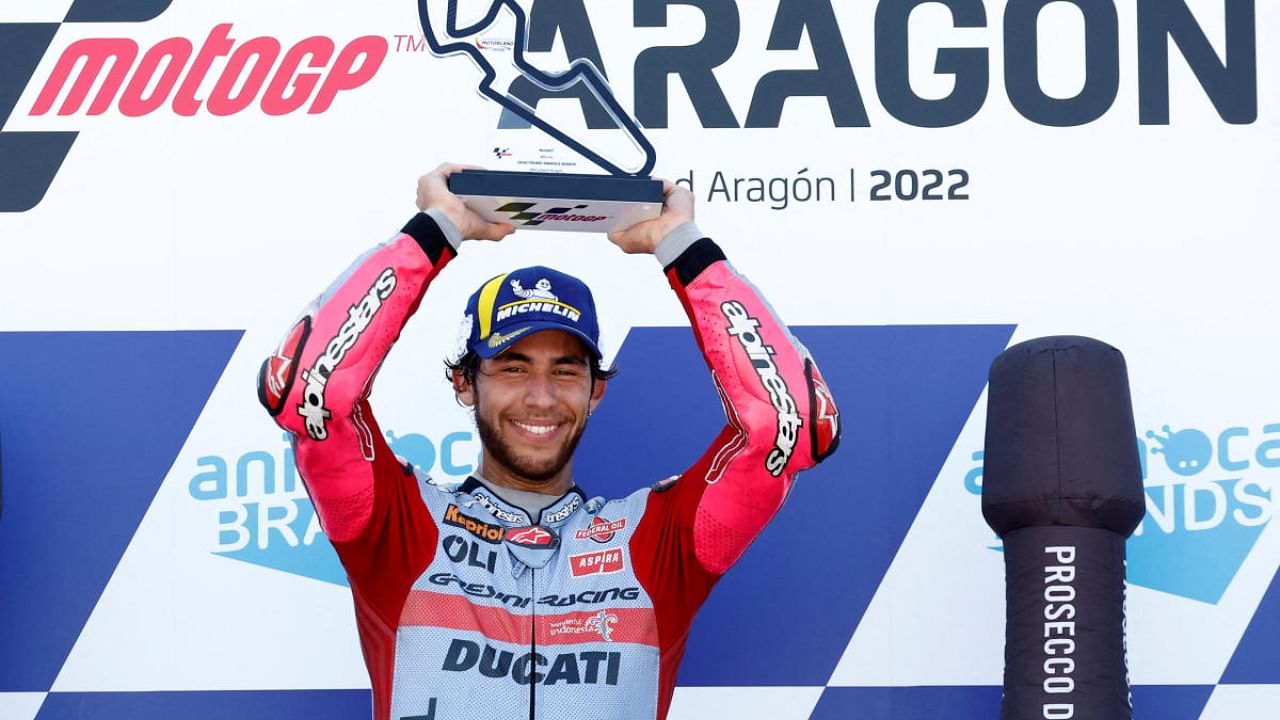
[522,372,557,408]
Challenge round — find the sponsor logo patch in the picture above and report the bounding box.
[570,548,625,577]
[505,525,558,548]
[428,573,640,608]
[471,490,526,524]
[575,516,626,543]
[491,202,609,228]
[487,326,532,350]
[441,534,499,574]
[549,609,619,643]
[511,278,558,301]
[542,495,581,524]
[258,316,311,415]
[806,359,840,461]
[444,504,504,544]
[442,638,621,685]
[494,300,582,324]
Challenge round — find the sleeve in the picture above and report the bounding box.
[627,228,841,719]
[256,211,458,576]
[637,225,841,576]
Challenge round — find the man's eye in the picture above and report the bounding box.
[502,366,526,374]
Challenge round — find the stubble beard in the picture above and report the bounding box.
[474,404,589,483]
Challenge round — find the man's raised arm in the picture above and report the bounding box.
[610,184,841,576]
[256,164,514,543]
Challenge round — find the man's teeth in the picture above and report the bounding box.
[514,421,558,435]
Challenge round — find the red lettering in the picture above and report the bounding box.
[310,35,387,113]
[208,36,281,116]
[31,38,137,116]
[569,549,624,576]
[29,24,384,119]
[119,37,193,117]
[173,23,235,116]
[262,36,335,116]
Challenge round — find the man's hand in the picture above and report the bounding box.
[416,163,517,242]
[607,181,694,254]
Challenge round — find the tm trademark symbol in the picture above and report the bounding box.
[392,34,429,52]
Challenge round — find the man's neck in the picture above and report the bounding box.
[472,471,571,520]
[477,453,575,497]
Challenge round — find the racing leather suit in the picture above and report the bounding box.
[257,212,840,720]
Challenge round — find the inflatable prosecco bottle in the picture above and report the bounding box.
[982,336,1146,720]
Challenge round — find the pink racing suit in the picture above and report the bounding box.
[258,212,840,720]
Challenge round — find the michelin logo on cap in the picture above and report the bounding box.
[512,278,556,300]
[496,277,583,324]
[464,266,603,359]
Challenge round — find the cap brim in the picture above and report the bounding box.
[474,322,603,360]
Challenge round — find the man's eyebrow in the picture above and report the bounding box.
[492,351,586,366]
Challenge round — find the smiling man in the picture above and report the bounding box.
[258,163,840,720]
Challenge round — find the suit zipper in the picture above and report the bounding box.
[529,567,537,720]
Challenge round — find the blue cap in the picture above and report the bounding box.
[461,266,602,359]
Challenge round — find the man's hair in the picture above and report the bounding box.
[444,349,618,386]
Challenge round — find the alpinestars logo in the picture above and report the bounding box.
[470,490,526,524]
[296,268,397,440]
[505,525,558,548]
[542,495,580,523]
[721,300,803,476]
[492,202,607,226]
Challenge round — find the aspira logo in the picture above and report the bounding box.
[964,420,1279,604]
[30,23,386,118]
[189,429,477,585]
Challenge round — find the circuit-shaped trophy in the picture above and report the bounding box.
[419,0,663,232]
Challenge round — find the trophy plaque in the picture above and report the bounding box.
[449,170,663,233]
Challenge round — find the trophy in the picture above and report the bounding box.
[419,0,663,232]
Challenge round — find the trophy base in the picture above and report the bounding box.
[449,170,663,233]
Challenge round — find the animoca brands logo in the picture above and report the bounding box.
[1,1,387,212]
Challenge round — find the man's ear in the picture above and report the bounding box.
[588,377,606,414]
[452,368,476,408]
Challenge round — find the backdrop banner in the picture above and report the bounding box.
[0,2,1277,719]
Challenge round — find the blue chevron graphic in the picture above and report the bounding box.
[0,331,242,691]
[809,684,1213,720]
[36,690,369,720]
[1220,560,1280,683]
[576,324,1017,685]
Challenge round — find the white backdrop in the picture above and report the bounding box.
[1,1,1277,719]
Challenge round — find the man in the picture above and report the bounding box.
[258,164,840,720]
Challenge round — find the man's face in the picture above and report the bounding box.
[455,330,606,488]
